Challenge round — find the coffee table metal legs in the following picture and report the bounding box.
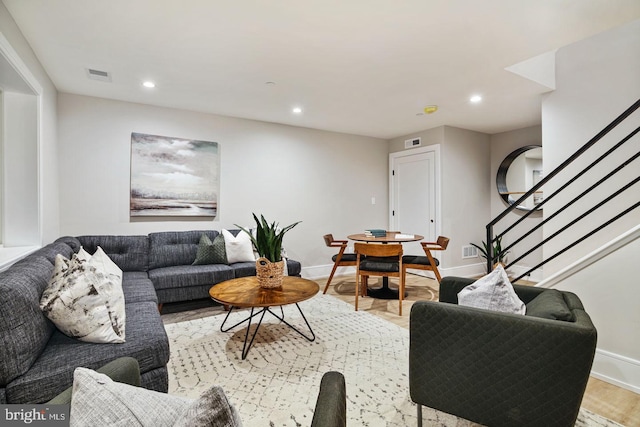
[219,303,315,360]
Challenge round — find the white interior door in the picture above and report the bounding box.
[390,148,438,257]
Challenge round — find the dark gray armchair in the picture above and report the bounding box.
[410,276,597,427]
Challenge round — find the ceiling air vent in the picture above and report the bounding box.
[86,68,112,82]
[404,137,421,149]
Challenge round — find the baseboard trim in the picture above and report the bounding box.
[591,348,640,394]
[440,263,485,278]
[302,264,355,280]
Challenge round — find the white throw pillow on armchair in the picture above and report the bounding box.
[457,264,525,314]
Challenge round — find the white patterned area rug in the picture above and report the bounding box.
[164,294,620,427]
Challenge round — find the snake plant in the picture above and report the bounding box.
[236,214,301,262]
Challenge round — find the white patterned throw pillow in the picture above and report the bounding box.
[40,246,126,343]
[458,264,525,314]
[221,229,256,264]
[75,246,92,262]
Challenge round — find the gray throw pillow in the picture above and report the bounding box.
[70,367,189,427]
[70,367,243,427]
[193,234,228,265]
[525,289,575,321]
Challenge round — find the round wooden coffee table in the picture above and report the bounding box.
[209,276,319,360]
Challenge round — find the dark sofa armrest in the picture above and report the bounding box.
[409,300,597,426]
[311,371,346,427]
[47,357,141,404]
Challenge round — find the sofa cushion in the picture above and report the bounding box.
[285,259,302,277]
[6,301,169,403]
[156,285,220,305]
[77,235,150,272]
[230,261,258,278]
[0,256,56,387]
[122,272,158,304]
[525,289,576,321]
[458,264,525,315]
[149,264,234,291]
[193,233,228,265]
[149,230,218,269]
[40,250,126,344]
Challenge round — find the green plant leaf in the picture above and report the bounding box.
[235,213,301,262]
[470,236,510,262]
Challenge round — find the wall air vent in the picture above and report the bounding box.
[404,137,421,149]
[462,245,479,259]
[86,68,112,82]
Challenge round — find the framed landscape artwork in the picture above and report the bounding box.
[130,132,219,217]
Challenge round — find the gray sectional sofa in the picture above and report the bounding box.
[0,229,302,404]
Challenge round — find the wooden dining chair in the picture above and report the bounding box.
[354,243,405,315]
[402,236,449,283]
[323,234,358,294]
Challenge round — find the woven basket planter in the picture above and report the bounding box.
[256,257,284,289]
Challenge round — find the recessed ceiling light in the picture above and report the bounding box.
[142,81,156,88]
[265,81,276,85]
[292,107,303,114]
[470,95,482,103]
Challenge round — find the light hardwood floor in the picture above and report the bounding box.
[322,273,640,427]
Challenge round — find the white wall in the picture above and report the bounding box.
[0,2,59,245]
[57,93,389,276]
[441,126,491,275]
[541,19,640,393]
[542,19,640,274]
[545,231,640,393]
[490,126,543,280]
[388,125,491,277]
[2,91,38,245]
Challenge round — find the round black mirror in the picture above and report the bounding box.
[496,146,543,212]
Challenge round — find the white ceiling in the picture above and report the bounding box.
[3,1,640,139]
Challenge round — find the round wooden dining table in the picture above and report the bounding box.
[347,232,424,299]
[347,232,424,243]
